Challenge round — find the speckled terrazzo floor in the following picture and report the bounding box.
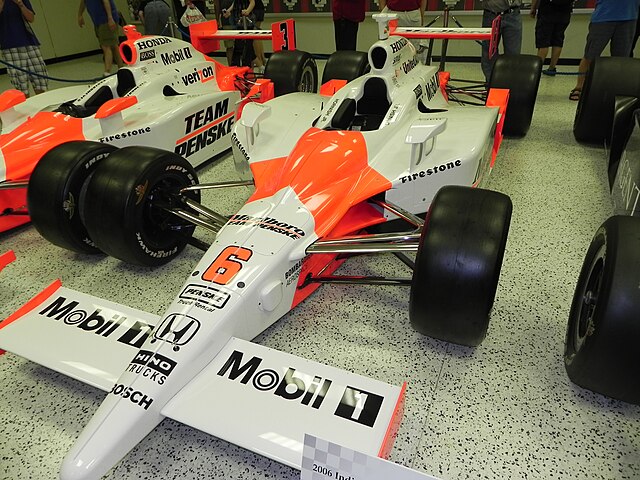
[1,59,639,480]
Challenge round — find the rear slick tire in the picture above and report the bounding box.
[264,50,318,97]
[488,54,542,137]
[573,57,640,145]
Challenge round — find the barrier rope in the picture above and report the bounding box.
[0,57,110,83]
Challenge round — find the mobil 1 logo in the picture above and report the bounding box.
[334,386,384,427]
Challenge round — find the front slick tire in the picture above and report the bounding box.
[83,147,200,267]
[410,186,512,346]
[27,141,117,254]
[565,216,640,405]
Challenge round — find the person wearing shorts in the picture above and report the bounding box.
[78,0,123,76]
[251,0,265,71]
[571,0,640,100]
[0,0,48,96]
[219,0,235,65]
[530,0,572,76]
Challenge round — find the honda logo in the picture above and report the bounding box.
[151,313,200,351]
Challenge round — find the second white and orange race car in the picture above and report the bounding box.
[0,14,542,480]
[0,19,315,233]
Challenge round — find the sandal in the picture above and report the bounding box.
[569,88,581,101]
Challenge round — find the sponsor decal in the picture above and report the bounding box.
[615,154,640,213]
[285,259,304,286]
[161,47,193,66]
[110,383,154,410]
[217,350,332,409]
[401,159,462,183]
[39,297,154,348]
[150,313,200,351]
[139,49,156,61]
[137,37,172,50]
[386,105,401,123]
[231,132,250,163]
[181,65,215,86]
[401,57,418,75]
[413,84,423,100]
[390,37,408,53]
[321,98,340,122]
[99,126,151,143]
[178,283,231,309]
[228,214,306,240]
[135,231,178,258]
[127,349,176,385]
[175,99,234,158]
[334,386,384,427]
[392,53,401,65]
[425,74,439,101]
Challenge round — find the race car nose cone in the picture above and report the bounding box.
[59,455,103,480]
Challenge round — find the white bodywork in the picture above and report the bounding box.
[0,32,240,168]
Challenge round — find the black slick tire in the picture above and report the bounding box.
[573,57,640,145]
[488,54,542,137]
[264,50,318,97]
[410,186,512,346]
[321,50,369,85]
[27,141,117,254]
[82,146,200,267]
[564,216,640,405]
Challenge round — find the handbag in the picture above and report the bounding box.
[180,5,207,26]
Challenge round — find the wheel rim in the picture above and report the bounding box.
[299,67,315,93]
[141,176,192,249]
[573,244,605,354]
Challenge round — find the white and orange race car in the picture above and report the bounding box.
[0,15,541,480]
[0,19,314,233]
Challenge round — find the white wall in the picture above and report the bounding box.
[26,4,594,62]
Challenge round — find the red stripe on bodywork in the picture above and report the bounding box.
[486,88,509,167]
[378,381,407,459]
[0,250,16,272]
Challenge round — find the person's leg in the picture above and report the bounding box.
[144,2,160,35]
[573,22,613,95]
[334,19,343,51]
[347,21,359,51]
[252,20,266,69]
[549,46,562,68]
[501,10,523,55]
[102,45,114,74]
[535,14,551,64]
[610,20,636,57]
[26,46,49,95]
[113,46,123,68]
[3,48,30,96]
[480,9,498,81]
[537,47,549,61]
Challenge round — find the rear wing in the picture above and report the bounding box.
[373,13,499,57]
[189,19,296,54]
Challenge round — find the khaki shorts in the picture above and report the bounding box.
[221,23,234,49]
[95,23,119,47]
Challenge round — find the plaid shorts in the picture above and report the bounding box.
[2,45,48,95]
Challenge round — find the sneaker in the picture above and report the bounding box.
[542,68,557,76]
